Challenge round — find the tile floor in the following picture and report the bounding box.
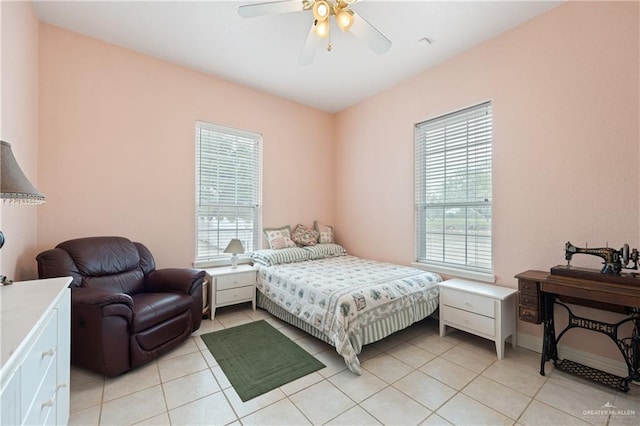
[69,305,639,426]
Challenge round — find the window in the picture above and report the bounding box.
[195,121,262,265]
[414,102,493,279]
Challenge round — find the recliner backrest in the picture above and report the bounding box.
[55,236,152,295]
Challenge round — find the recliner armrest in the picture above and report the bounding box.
[72,287,134,322]
[145,268,206,295]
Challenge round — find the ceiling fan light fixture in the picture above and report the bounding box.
[313,0,330,21]
[314,19,330,38]
[335,8,354,32]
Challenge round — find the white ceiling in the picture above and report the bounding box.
[33,0,562,113]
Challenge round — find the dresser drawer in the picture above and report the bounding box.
[23,353,57,426]
[216,285,254,304]
[442,288,495,318]
[21,309,58,418]
[217,271,255,291]
[441,305,495,337]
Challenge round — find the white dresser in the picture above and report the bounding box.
[439,278,517,359]
[0,277,72,426]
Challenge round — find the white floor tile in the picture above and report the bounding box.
[157,350,208,383]
[519,400,591,426]
[328,369,388,403]
[393,370,457,411]
[386,341,437,369]
[482,361,546,397]
[535,381,609,426]
[325,405,383,425]
[240,398,311,425]
[420,357,477,390]
[223,386,287,418]
[440,344,496,373]
[168,391,237,425]
[362,353,413,383]
[289,380,355,425]
[99,385,166,425]
[462,375,531,420]
[436,393,512,426]
[103,361,160,402]
[360,386,431,425]
[162,369,221,410]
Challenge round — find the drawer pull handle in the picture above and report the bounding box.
[56,382,68,391]
[41,398,54,409]
[41,348,56,358]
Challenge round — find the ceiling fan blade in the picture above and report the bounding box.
[348,11,391,55]
[238,0,305,18]
[299,21,324,65]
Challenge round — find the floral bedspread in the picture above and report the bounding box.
[255,256,441,373]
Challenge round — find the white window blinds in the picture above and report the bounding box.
[415,102,493,275]
[195,121,262,264]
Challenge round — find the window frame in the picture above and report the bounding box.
[194,121,263,268]
[413,101,494,282]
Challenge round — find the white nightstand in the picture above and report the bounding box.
[205,265,257,319]
[439,278,517,359]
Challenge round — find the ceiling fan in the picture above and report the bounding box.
[238,0,392,65]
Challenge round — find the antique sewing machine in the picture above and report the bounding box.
[516,240,640,392]
[563,241,639,275]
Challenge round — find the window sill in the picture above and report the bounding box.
[411,262,496,283]
[193,255,252,269]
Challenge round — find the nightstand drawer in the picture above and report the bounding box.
[216,285,254,304]
[217,271,256,290]
[442,288,495,318]
[441,305,495,337]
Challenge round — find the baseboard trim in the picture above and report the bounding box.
[516,332,631,379]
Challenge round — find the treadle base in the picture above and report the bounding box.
[555,359,629,392]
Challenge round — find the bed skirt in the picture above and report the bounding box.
[257,290,438,374]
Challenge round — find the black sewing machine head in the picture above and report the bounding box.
[565,241,639,275]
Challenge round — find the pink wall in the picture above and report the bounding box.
[37,24,335,269]
[1,1,41,281]
[6,0,639,364]
[335,1,639,359]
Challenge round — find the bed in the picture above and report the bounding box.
[252,243,442,374]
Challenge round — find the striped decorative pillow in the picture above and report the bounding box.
[303,243,347,260]
[251,248,310,266]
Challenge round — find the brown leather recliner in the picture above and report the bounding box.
[36,236,206,377]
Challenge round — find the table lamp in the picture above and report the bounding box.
[1,140,46,284]
[224,239,245,269]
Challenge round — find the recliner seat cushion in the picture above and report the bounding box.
[132,311,192,355]
[131,292,192,333]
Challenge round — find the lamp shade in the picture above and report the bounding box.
[1,141,45,205]
[224,239,245,255]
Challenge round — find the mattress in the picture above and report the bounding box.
[255,255,441,374]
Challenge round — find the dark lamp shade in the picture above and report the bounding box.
[224,239,245,255]
[1,140,45,205]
